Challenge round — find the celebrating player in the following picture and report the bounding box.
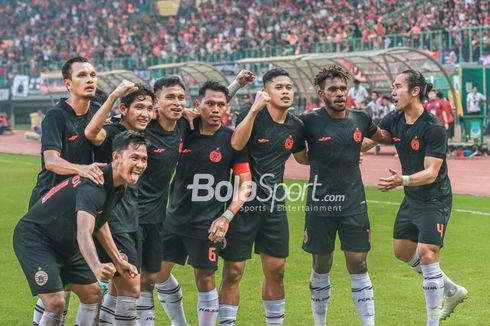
[365,69,467,325]
[219,68,305,325]
[14,131,146,326]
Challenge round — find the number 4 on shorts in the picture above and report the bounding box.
[208,247,217,262]
[436,223,444,238]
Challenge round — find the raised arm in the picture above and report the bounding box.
[85,80,138,146]
[231,91,270,150]
[228,70,256,99]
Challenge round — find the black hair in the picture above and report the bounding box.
[61,56,90,80]
[314,65,351,90]
[372,91,379,97]
[120,83,155,108]
[113,131,148,153]
[401,69,433,101]
[198,80,229,101]
[262,68,291,85]
[154,76,186,94]
[436,91,444,99]
[354,79,361,84]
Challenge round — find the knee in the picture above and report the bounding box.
[223,265,244,287]
[80,285,103,304]
[43,296,66,314]
[312,254,333,274]
[347,259,368,274]
[418,245,439,265]
[195,270,215,292]
[265,264,285,284]
[115,277,141,298]
[140,273,156,292]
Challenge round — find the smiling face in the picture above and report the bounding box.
[64,62,97,99]
[196,89,228,128]
[113,143,148,185]
[264,75,294,110]
[120,95,153,131]
[391,73,420,111]
[318,77,348,111]
[157,85,186,121]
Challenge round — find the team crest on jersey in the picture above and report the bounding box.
[284,135,294,150]
[353,128,362,143]
[34,268,48,286]
[303,229,308,244]
[411,137,420,151]
[209,148,222,163]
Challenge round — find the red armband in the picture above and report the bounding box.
[233,162,250,175]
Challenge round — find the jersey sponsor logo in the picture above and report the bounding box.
[392,137,401,142]
[411,137,420,151]
[34,268,48,286]
[436,223,444,238]
[284,135,294,151]
[67,135,78,141]
[209,148,222,163]
[153,148,165,153]
[318,136,332,142]
[353,128,362,143]
[182,149,192,154]
[303,229,309,244]
[41,179,70,204]
[258,138,270,143]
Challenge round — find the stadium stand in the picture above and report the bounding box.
[0,0,488,78]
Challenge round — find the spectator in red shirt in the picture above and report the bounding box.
[437,91,455,140]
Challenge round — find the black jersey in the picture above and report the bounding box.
[301,108,377,216]
[93,123,140,234]
[138,119,187,224]
[29,99,98,208]
[379,110,451,203]
[21,165,124,256]
[165,121,248,240]
[236,108,304,213]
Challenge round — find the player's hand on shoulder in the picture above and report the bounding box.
[183,108,200,130]
[237,70,256,86]
[251,90,271,113]
[111,80,139,99]
[208,216,230,243]
[78,162,106,185]
[94,262,116,280]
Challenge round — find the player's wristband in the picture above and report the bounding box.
[222,209,235,222]
[402,175,410,186]
[227,79,242,99]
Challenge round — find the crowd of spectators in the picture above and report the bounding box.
[0,0,488,74]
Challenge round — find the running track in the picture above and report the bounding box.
[1,130,489,197]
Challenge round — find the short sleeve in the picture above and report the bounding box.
[292,119,306,153]
[364,112,378,139]
[424,126,447,159]
[232,147,249,165]
[41,109,64,152]
[75,182,106,217]
[378,111,395,132]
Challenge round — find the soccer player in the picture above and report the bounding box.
[30,56,106,326]
[84,81,155,325]
[13,131,146,326]
[299,66,391,326]
[135,72,254,326]
[367,70,467,324]
[219,68,305,325]
[161,80,252,326]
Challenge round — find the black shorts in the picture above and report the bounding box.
[447,122,454,138]
[138,223,164,273]
[13,221,96,296]
[302,213,371,254]
[96,231,140,272]
[393,198,451,246]
[220,211,289,261]
[162,231,219,270]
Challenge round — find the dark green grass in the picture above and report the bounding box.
[0,153,488,325]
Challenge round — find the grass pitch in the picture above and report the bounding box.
[0,153,488,325]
